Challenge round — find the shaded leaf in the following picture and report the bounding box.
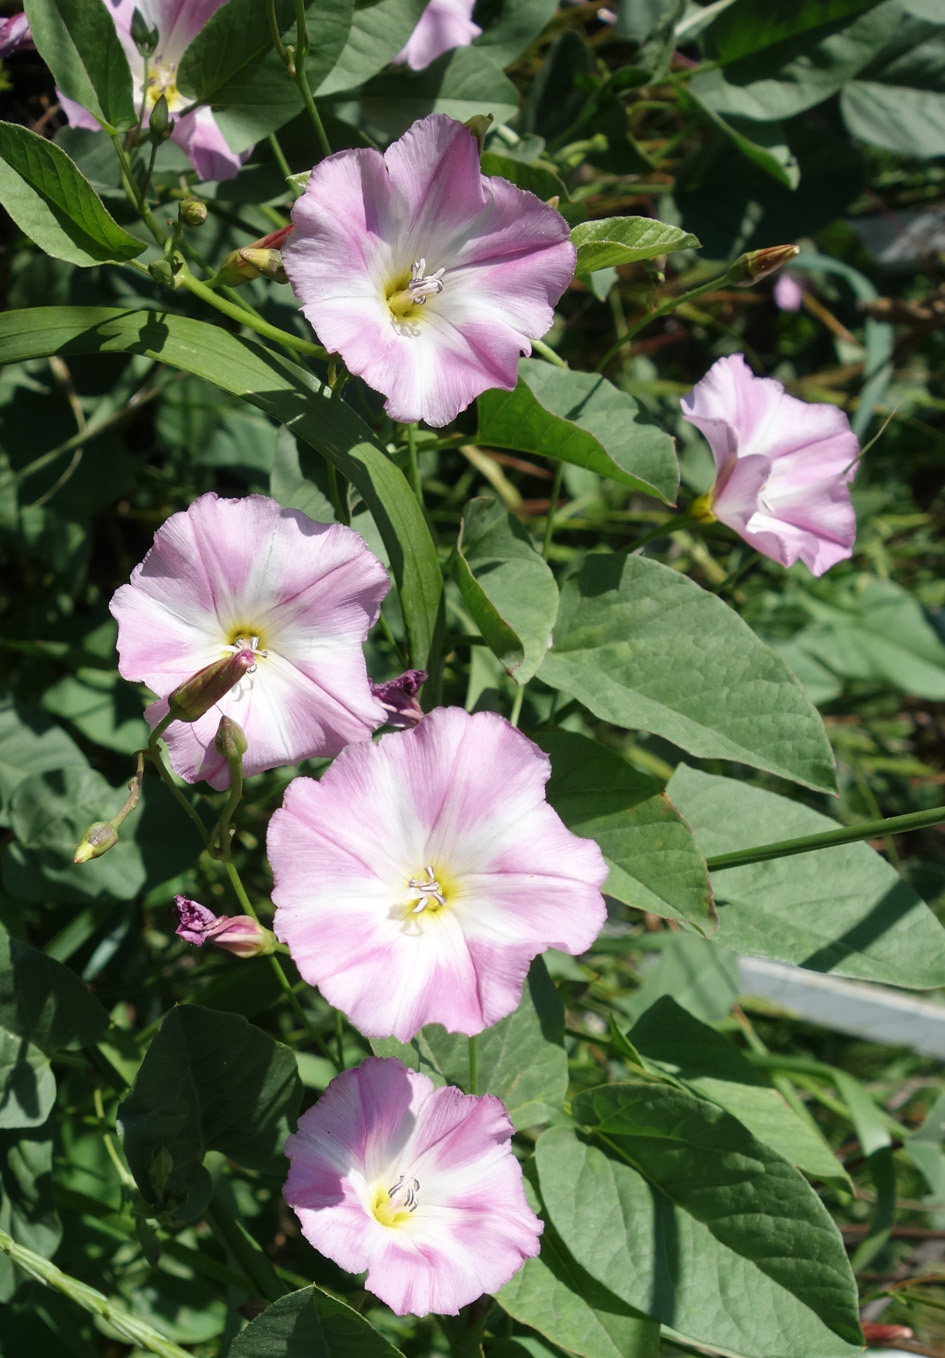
[229,1285,405,1357]
[24,0,135,132]
[570,217,699,273]
[669,767,945,989]
[477,361,679,504]
[453,497,558,683]
[541,554,836,792]
[0,123,147,267]
[0,933,108,1054]
[536,729,715,931]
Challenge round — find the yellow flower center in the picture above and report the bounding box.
[385,258,445,321]
[145,57,183,112]
[225,629,269,671]
[372,1175,420,1228]
[405,864,456,919]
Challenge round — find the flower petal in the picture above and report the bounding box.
[394,0,482,71]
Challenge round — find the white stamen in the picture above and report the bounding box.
[407,259,445,305]
[407,865,446,913]
[388,1175,421,1212]
[231,633,269,675]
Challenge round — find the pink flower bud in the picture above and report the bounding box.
[166,649,256,723]
[370,669,428,729]
[730,244,799,287]
[174,897,275,958]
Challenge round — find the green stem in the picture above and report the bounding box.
[706,803,945,873]
[0,1227,194,1358]
[468,1035,478,1096]
[211,757,244,863]
[204,1198,288,1304]
[108,132,168,247]
[145,727,210,849]
[627,505,698,553]
[508,684,525,729]
[595,264,738,373]
[531,336,568,368]
[177,267,328,361]
[327,462,350,525]
[293,0,332,158]
[268,131,296,187]
[406,421,424,507]
[542,463,565,558]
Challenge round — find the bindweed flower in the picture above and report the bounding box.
[370,668,427,728]
[681,354,859,576]
[269,707,607,1041]
[59,0,250,180]
[0,13,33,58]
[284,1057,542,1316]
[282,113,576,427]
[110,493,390,789]
[175,897,275,957]
[394,0,482,71]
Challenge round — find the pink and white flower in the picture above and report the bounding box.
[0,13,33,59]
[281,113,576,428]
[59,0,249,180]
[681,353,859,576]
[110,493,390,789]
[284,1057,543,1316]
[394,0,482,71]
[269,706,607,1041]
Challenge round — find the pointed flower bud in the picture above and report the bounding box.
[175,897,276,958]
[729,244,799,288]
[178,195,208,228]
[211,226,294,287]
[370,669,428,729]
[74,820,119,863]
[214,714,248,762]
[148,93,172,142]
[130,7,159,56]
[166,648,256,724]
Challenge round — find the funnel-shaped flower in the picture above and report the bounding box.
[285,1057,542,1316]
[110,494,389,789]
[269,707,607,1041]
[681,353,859,575]
[0,13,33,58]
[59,0,249,180]
[282,113,576,427]
[394,0,482,70]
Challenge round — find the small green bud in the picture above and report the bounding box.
[178,195,208,228]
[130,7,159,56]
[74,820,119,864]
[464,113,493,154]
[148,93,172,141]
[148,259,175,286]
[214,714,248,762]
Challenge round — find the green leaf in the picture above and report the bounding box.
[678,85,800,187]
[360,45,520,136]
[0,307,444,671]
[792,578,945,699]
[541,554,836,793]
[316,0,427,95]
[691,1,903,122]
[372,958,568,1130]
[0,123,147,267]
[535,730,715,931]
[0,933,108,1055]
[42,667,148,755]
[476,361,679,504]
[629,996,849,1185]
[570,217,700,273]
[453,497,558,683]
[498,1169,660,1358]
[230,1285,406,1357]
[701,0,884,63]
[0,1029,55,1130]
[179,0,355,150]
[118,1005,301,1223]
[24,0,135,132]
[3,765,200,905]
[840,21,945,153]
[474,0,559,69]
[0,1129,61,1302]
[0,696,87,817]
[538,1091,862,1357]
[667,766,945,989]
[480,150,571,212]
